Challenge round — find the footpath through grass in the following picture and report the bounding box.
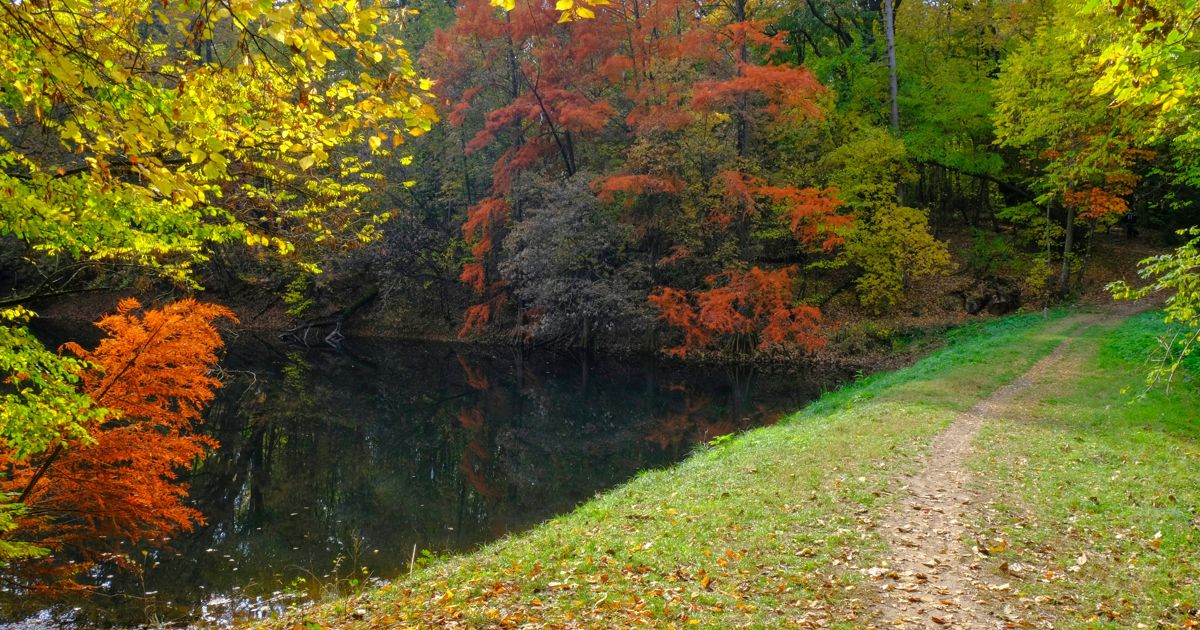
[968,311,1200,629]
[259,310,1084,629]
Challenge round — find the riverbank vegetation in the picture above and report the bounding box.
[1,0,1199,622]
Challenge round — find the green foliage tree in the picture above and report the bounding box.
[894,1,1029,190]
[815,126,952,313]
[1091,0,1200,390]
[1088,0,1200,182]
[994,0,1152,297]
[1110,228,1200,392]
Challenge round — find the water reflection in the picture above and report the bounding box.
[1,335,839,628]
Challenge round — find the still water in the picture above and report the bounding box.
[2,333,841,628]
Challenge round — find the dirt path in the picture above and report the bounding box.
[868,315,1104,628]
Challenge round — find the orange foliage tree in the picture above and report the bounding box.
[648,267,823,357]
[0,299,235,587]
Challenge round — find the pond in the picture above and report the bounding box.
[1,332,843,628]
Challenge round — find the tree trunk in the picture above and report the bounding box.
[1076,219,1097,294]
[883,0,900,133]
[733,0,749,156]
[1058,205,1075,298]
[505,12,524,221]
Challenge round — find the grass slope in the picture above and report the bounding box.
[259,309,1198,628]
[968,311,1200,628]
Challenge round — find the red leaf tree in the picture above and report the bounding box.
[428,0,850,346]
[648,266,823,357]
[0,298,235,588]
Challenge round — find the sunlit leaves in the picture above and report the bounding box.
[0,0,437,280]
[0,0,437,570]
[1084,0,1200,186]
[0,321,101,462]
[489,0,608,22]
[994,1,1151,215]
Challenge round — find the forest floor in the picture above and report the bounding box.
[250,305,1199,629]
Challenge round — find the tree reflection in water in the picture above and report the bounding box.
[1,336,840,628]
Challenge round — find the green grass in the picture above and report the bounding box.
[257,310,1087,629]
[969,311,1200,628]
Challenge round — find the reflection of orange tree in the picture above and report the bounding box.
[459,436,502,500]
[457,407,485,431]
[457,355,491,391]
[643,393,740,450]
[454,356,502,501]
[0,299,233,588]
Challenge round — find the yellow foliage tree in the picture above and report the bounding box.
[843,205,953,314]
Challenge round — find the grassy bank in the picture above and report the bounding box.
[968,312,1200,628]
[256,309,1198,628]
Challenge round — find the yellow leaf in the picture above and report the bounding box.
[368,135,382,151]
[555,0,573,10]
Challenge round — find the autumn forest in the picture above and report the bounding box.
[2,0,1199,627]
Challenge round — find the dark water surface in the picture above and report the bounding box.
[2,332,842,628]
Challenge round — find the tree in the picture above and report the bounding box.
[782,120,951,313]
[648,267,824,358]
[1089,0,1200,181]
[893,0,1038,220]
[1096,0,1200,391]
[0,0,435,278]
[500,178,651,347]
[1,299,234,586]
[843,205,951,314]
[0,0,434,566]
[994,0,1151,297]
[882,0,899,132]
[429,0,842,342]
